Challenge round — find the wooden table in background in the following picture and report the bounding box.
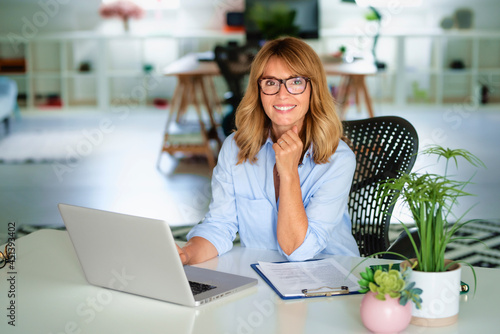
[323,60,378,119]
[159,54,223,170]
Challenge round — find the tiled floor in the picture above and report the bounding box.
[0,103,499,238]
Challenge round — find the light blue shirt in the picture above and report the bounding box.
[187,133,360,261]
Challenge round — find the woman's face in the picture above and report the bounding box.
[260,56,311,137]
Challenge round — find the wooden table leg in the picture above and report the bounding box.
[189,77,217,170]
[198,76,216,125]
[335,75,375,119]
[160,73,221,171]
[206,75,223,117]
[360,77,375,118]
[339,75,353,120]
[176,76,193,123]
[353,76,362,114]
[158,78,187,167]
[336,75,347,104]
[169,77,184,116]
[197,76,222,148]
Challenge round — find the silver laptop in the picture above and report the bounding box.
[58,203,257,307]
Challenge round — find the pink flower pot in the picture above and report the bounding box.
[360,291,412,333]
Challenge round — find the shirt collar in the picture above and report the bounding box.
[301,145,314,166]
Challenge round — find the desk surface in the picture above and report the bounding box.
[1,230,498,334]
[322,60,378,76]
[163,53,219,77]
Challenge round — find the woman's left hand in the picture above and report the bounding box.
[273,126,303,179]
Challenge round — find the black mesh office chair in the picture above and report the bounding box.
[342,116,419,257]
[213,44,258,136]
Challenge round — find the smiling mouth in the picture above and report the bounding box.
[274,105,296,111]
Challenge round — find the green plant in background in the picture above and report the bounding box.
[364,9,380,21]
[378,145,486,273]
[358,264,423,308]
[248,3,299,40]
[412,81,429,103]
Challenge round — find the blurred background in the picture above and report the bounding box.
[0,0,499,243]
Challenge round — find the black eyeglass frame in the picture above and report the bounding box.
[258,76,311,96]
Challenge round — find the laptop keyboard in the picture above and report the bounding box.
[189,281,217,296]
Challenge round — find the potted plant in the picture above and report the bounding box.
[378,145,485,326]
[358,264,422,333]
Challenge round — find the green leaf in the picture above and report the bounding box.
[388,291,401,299]
[366,267,374,281]
[376,145,485,272]
[359,288,369,294]
[358,279,370,287]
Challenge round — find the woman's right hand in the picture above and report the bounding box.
[175,237,218,265]
[176,244,189,265]
[273,125,303,179]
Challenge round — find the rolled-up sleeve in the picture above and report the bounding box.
[277,142,359,261]
[186,137,239,255]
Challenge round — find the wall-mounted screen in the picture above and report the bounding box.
[244,0,319,42]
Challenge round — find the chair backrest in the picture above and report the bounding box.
[342,116,419,257]
[213,44,257,103]
[213,44,258,136]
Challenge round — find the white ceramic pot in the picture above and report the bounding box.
[409,261,461,327]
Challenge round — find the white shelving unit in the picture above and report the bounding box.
[0,30,244,110]
[321,28,500,107]
[1,29,498,110]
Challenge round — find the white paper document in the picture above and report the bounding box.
[257,258,360,298]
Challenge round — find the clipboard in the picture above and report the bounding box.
[251,260,360,300]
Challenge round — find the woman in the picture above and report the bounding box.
[177,37,359,265]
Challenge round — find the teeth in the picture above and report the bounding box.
[274,105,295,111]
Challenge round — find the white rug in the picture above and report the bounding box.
[0,131,86,164]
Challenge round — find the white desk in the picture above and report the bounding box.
[1,230,498,333]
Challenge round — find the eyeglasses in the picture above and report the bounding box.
[0,245,15,269]
[258,76,310,95]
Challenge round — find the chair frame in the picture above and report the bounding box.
[343,116,419,257]
[213,44,258,136]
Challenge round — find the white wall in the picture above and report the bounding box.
[1,0,499,36]
[323,0,500,30]
[0,0,104,34]
[1,0,498,105]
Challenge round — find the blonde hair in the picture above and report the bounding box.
[234,36,344,165]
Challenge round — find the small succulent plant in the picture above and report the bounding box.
[358,264,423,308]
